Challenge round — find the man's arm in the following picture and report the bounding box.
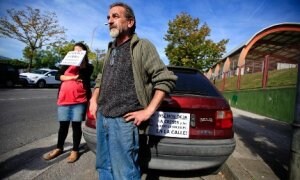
[89,87,100,119]
[123,89,165,126]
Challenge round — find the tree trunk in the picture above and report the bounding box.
[28,48,35,72]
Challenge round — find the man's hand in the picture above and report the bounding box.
[124,90,166,126]
[89,100,98,119]
[89,88,100,119]
[123,109,153,126]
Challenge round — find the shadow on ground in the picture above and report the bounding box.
[0,143,89,179]
[234,114,292,179]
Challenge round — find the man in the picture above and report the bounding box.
[89,2,177,180]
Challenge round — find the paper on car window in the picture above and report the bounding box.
[148,111,190,138]
[60,51,86,66]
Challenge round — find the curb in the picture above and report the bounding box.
[222,158,239,180]
[223,155,254,180]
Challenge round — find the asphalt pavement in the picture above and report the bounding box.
[0,106,291,180]
[224,108,292,180]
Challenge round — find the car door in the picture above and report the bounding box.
[45,71,59,85]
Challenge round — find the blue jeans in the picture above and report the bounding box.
[96,112,140,180]
[57,103,87,122]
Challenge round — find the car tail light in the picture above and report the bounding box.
[215,110,233,129]
[189,109,234,139]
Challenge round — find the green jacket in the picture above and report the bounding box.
[95,34,177,107]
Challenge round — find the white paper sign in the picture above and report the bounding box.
[60,51,86,66]
[148,111,190,138]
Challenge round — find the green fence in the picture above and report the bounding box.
[223,87,296,124]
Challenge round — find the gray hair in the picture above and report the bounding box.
[110,2,136,34]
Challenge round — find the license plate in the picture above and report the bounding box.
[148,111,190,138]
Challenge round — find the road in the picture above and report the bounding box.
[0,88,226,180]
[0,88,291,179]
[0,88,58,155]
[231,108,292,179]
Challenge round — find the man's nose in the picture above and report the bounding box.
[107,17,113,24]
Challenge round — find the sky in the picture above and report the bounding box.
[0,0,300,64]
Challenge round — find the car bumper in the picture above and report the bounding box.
[82,124,235,171]
[19,78,37,85]
[19,78,28,84]
[140,135,235,170]
[82,124,97,154]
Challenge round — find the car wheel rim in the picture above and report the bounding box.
[38,81,45,88]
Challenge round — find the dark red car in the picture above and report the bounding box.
[83,66,235,171]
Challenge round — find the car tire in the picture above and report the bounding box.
[21,82,28,87]
[5,80,15,88]
[37,80,46,88]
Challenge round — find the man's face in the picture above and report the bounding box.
[107,6,133,38]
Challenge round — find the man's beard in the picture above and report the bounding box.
[110,28,119,38]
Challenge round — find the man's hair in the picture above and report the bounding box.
[110,2,136,34]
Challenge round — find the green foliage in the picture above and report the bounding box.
[0,59,28,69]
[91,49,106,80]
[164,13,228,72]
[55,40,77,58]
[35,49,60,68]
[22,45,60,69]
[91,60,104,80]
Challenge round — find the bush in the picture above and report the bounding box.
[0,59,28,69]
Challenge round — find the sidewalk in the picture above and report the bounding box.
[223,108,291,180]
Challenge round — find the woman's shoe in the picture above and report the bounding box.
[43,148,62,160]
[67,151,79,163]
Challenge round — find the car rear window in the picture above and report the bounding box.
[170,68,221,97]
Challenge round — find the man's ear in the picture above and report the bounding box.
[128,19,134,28]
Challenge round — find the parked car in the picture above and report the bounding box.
[0,63,19,88]
[82,66,235,171]
[19,68,60,88]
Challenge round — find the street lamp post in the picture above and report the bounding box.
[90,26,98,51]
[289,64,300,180]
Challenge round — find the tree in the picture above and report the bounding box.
[36,48,60,68]
[0,6,66,71]
[164,13,228,72]
[55,40,76,59]
[0,59,28,69]
[92,49,105,80]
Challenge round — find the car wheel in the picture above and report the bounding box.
[37,80,46,88]
[5,80,14,88]
[21,82,28,87]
